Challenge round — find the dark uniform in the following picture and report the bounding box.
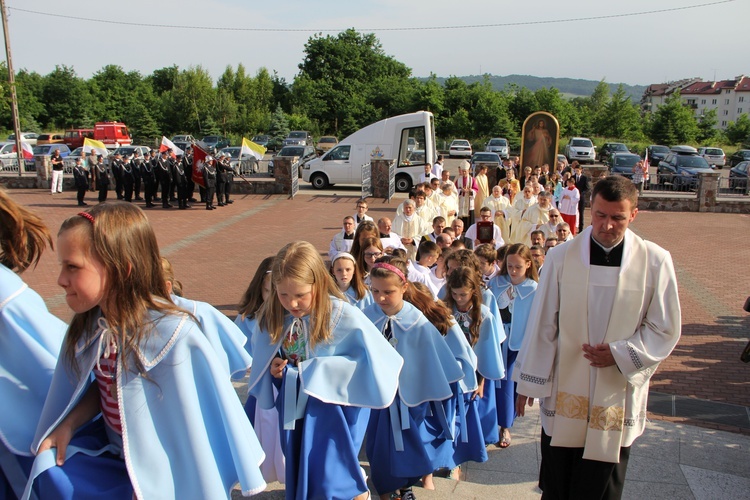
[131,153,143,200]
[183,148,196,202]
[156,153,173,208]
[218,155,234,205]
[172,155,190,209]
[215,154,227,206]
[93,157,109,203]
[110,154,124,200]
[202,157,217,210]
[72,160,89,206]
[121,158,135,202]
[141,153,158,207]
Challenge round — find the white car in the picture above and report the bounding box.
[697,147,725,168]
[449,139,473,158]
[7,132,38,147]
[564,137,596,164]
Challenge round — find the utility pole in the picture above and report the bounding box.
[1,0,24,177]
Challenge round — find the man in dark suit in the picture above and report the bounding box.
[573,163,590,233]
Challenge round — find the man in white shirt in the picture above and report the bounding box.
[432,155,444,178]
[419,163,436,184]
[464,207,505,249]
[328,216,356,261]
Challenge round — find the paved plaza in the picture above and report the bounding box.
[5,187,750,499]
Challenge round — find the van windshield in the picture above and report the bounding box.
[399,126,427,166]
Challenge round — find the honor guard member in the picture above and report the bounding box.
[156,150,173,208]
[121,155,135,202]
[93,155,109,203]
[172,153,191,209]
[110,152,125,200]
[72,157,89,206]
[183,146,197,202]
[218,153,234,205]
[202,156,218,210]
[141,151,158,208]
[167,148,178,202]
[215,153,227,206]
[131,150,144,200]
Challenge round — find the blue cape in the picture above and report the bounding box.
[234,314,257,357]
[172,295,252,379]
[455,303,506,381]
[488,275,538,351]
[344,286,374,311]
[0,264,66,456]
[363,301,465,406]
[30,310,267,499]
[248,297,402,411]
[444,322,478,392]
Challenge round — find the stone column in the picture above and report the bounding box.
[273,157,294,195]
[697,171,720,212]
[372,159,394,199]
[35,157,50,189]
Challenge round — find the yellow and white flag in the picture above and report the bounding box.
[83,138,110,157]
[241,137,266,161]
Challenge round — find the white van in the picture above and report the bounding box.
[301,111,436,192]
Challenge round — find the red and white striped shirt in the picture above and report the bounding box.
[95,343,122,435]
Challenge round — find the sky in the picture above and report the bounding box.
[3,0,748,87]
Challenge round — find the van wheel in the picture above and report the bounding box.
[395,175,412,193]
[310,173,329,189]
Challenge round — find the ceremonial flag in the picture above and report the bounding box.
[13,141,34,160]
[159,136,184,157]
[240,137,266,161]
[192,144,207,187]
[83,138,109,157]
[643,149,649,182]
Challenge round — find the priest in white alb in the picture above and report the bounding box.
[513,176,681,499]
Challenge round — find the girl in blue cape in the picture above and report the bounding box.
[27,202,267,499]
[488,243,538,449]
[235,255,286,485]
[407,282,478,491]
[444,266,506,456]
[331,252,374,310]
[247,241,402,500]
[0,189,67,499]
[364,258,465,500]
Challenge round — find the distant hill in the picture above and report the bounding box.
[422,74,647,101]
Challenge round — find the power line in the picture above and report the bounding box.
[8,1,737,33]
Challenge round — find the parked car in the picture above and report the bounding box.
[7,132,38,146]
[598,142,630,163]
[171,134,195,144]
[316,136,338,155]
[484,137,509,159]
[657,149,713,190]
[470,152,501,174]
[268,145,316,176]
[407,137,419,152]
[728,149,750,167]
[63,129,94,150]
[728,161,748,191]
[217,146,259,173]
[112,145,150,159]
[697,147,725,168]
[251,135,270,149]
[283,131,313,147]
[556,154,569,167]
[606,152,641,179]
[265,136,284,152]
[0,142,17,158]
[33,144,71,157]
[564,137,596,164]
[646,145,670,166]
[200,135,231,153]
[36,133,64,145]
[449,139,472,158]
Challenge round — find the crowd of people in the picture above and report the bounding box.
[49,146,237,210]
[0,167,681,499]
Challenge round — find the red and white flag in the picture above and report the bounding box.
[13,142,34,160]
[159,136,184,158]
[192,145,207,187]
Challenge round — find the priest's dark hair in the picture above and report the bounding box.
[591,175,638,208]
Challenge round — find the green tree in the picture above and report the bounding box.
[42,65,92,128]
[598,85,643,140]
[648,91,699,145]
[696,108,718,143]
[724,113,750,145]
[588,79,610,134]
[14,69,46,131]
[267,104,289,144]
[161,66,215,135]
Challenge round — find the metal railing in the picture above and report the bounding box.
[0,158,36,173]
[718,176,749,197]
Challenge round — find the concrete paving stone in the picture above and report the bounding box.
[680,464,750,500]
[678,436,750,478]
[459,468,541,496]
[631,423,681,461]
[621,480,696,500]
[469,440,539,474]
[626,454,687,485]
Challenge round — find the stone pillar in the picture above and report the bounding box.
[372,159,394,199]
[273,157,294,194]
[35,157,50,189]
[697,171,720,212]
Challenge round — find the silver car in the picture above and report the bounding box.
[485,138,509,159]
[697,147,725,168]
